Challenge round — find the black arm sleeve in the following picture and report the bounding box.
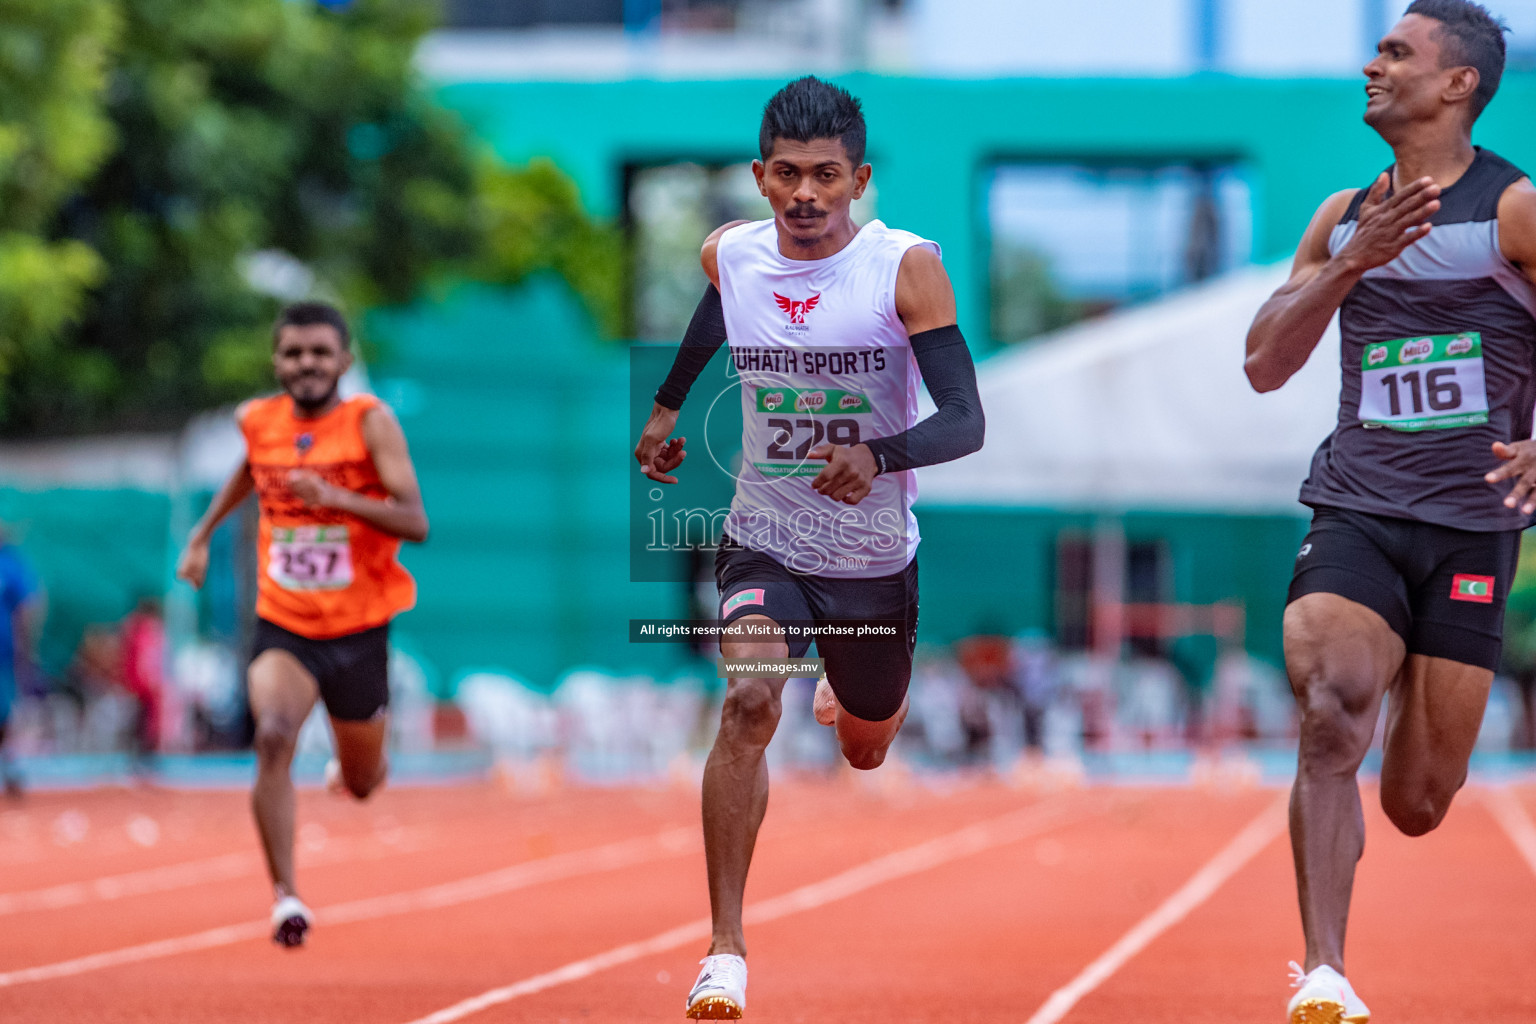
[654,285,728,410]
[861,324,985,474]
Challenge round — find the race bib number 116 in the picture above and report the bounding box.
[1357,332,1489,432]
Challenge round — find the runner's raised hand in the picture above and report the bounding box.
[1338,173,1441,272]
[288,469,336,507]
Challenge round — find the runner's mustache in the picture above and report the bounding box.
[786,205,825,219]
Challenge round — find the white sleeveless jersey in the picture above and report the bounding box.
[716,218,937,578]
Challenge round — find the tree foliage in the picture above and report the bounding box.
[0,0,117,419]
[477,157,624,339]
[0,0,621,436]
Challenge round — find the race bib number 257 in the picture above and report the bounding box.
[1357,332,1489,432]
[268,526,353,591]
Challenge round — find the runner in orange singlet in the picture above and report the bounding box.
[176,301,428,947]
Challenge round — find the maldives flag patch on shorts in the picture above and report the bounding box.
[1450,573,1495,603]
[722,588,765,616]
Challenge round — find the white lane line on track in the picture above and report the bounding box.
[0,851,255,915]
[399,795,1091,1024]
[0,828,437,917]
[0,826,696,988]
[1480,786,1536,878]
[1022,794,1289,1024]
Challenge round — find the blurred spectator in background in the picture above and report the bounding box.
[1010,631,1060,753]
[954,634,1011,762]
[119,598,166,764]
[0,527,43,796]
[62,625,126,752]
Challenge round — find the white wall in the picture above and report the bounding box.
[903,0,1536,77]
[417,0,1536,82]
[909,0,1190,76]
[1227,0,1367,75]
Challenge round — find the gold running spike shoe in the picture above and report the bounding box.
[1287,961,1370,1024]
[686,954,747,1019]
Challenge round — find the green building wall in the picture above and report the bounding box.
[372,74,1536,690]
[438,74,1536,351]
[0,488,170,678]
[30,76,1524,695]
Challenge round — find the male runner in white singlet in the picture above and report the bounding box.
[633,77,984,1019]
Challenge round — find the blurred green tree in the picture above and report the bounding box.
[477,157,623,340]
[989,242,1086,345]
[1,0,620,435]
[0,0,118,423]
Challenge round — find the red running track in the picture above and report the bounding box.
[2,772,1536,1022]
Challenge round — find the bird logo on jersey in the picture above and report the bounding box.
[773,292,820,324]
[295,433,314,455]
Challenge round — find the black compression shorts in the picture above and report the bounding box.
[251,618,391,721]
[1287,505,1521,671]
[715,536,918,722]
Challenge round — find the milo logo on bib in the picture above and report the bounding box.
[795,391,827,412]
[1357,332,1488,432]
[754,388,869,415]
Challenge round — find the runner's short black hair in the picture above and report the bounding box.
[273,301,351,349]
[1404,0,1509,118]
[759,76,867,167]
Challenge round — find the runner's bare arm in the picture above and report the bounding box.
[1246,177,1440,392]
[700,220,750,289]
[634,221,751,484]
[892,244,958,334]
[1481,179,1536,513]
[177,402,259,588]
[1497,177,1536,286]
[287,406,429,542]
[811,246,983,504]
[177,447,256,590]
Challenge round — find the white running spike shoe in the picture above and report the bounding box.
[812,676,837,727]
[685,954,747,1019]
[271,894,313,948]
[1287,961,1370,1024]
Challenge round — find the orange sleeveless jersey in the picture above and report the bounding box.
[241,394,415,639]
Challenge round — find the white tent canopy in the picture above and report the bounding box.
[916,262,1340,514]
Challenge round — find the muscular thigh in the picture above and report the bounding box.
[248,649,320,728]
[1385,653,1493,765]
[331,714,388,777]
[1283,592,1404,720]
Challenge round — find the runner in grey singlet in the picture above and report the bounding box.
[1301,147,1536,529]
[1243,6,1536,1020]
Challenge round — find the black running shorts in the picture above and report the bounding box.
[1287,505,1521,671]
[715,536,918,723]
[251,618,391,721]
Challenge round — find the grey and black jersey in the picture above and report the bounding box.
[1299,148,1536,532]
